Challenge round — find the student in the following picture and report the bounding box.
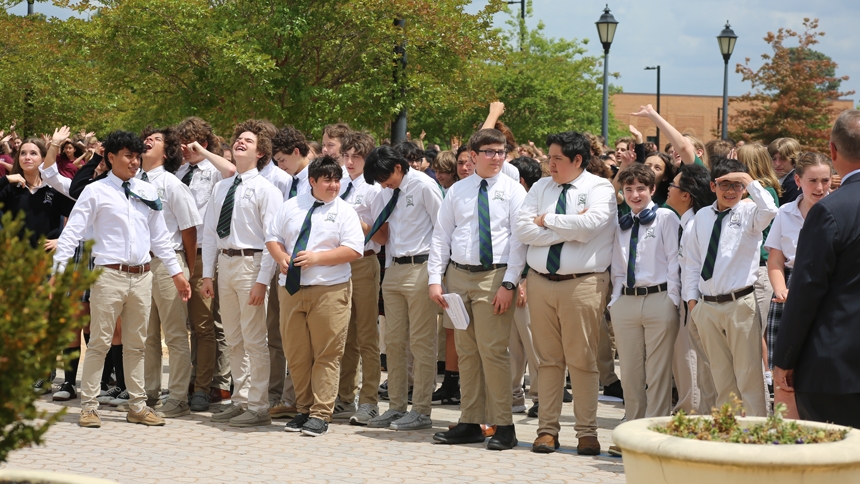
[328,132,386,425]
[200,120,282,427]
[428,129,527,450]
[684,159,778,417]
[608,164,680,422]
[265,155,364,436]
[363,145,443,431]
[273,125,312,200]
[321,123,351,162]
[53,130,192,428]
[138,126,202,417]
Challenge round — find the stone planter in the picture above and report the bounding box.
[0,470,117,484]
[613,416,860,484]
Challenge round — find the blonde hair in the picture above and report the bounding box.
[737,143,783,196]
[793,151,833,178]
[432,150,457,176]
[767,138,802,164]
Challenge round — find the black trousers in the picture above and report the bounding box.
[795,391,860,427]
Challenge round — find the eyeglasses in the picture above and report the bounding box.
[477,149,507,159]
[716,181,745,192]
[668,183,682,190]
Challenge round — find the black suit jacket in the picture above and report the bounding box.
[779,170,801,206]
[773,174,860,393]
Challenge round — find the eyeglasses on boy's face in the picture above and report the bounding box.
[477,149,507,159]
[716,181,745,192]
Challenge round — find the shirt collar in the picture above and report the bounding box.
[345,172,366,187]
[680,208,695,227]
[558,169,588,190]
[235,167,259,181]
[300,191,337,208]
[107,171,129,188]
[260,160,275,176]
[842,167,860,184]
[189,159,213,171]
[141,165,165,180]
[296,165,309,181]
[473,171,501,187]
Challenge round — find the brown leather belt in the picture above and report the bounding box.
[702,285,755,303]
[623,283,668,296]
[532,268,593,282]
[452,261,507,273]
[220,249,263,257]
[363,250,377,257]
[102,263,150,274]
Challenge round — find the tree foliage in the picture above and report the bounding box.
[730,18,853,151]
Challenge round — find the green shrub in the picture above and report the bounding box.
[0,211,99,463]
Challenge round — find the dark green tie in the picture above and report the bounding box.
[545,184,571,274]
[341,182,353,200]
[701,210,730,281]
[288,176,299,199]
[627,218,640,288]
[181,164,197,186]
[122,181,162,211]
[216,176,242,239]
[365,188,400,244]
[140,171,149,182]
[284,201,324,295]
[478,179,493,267]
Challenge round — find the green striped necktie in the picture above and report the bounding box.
[216,176,242,239]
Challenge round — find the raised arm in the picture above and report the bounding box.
[43,126,71,171]
[183,141,236,178]
[631,104,698,165]
[481,101,505,130]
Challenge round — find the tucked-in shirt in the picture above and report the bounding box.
[137,166,202,251]
[683,180,778,301]
[260,160,293,201]
[429,172,527,286]
[339,174,384,254]
[176,160,224,246]
[266,193,364,287]
[763,195,805,269]
[202,168,281,285]
[610,203,681,306]
[379,169,443,261]
[515,170,617,275]
[53,171,181,275]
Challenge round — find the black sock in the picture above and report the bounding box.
[102,345,114,387]
[83,332,90,345]
[444,370,460,390]
[64,347,81,385]
[111,344,126,390]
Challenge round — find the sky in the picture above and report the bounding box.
[7,0,858,103]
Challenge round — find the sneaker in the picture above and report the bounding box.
[210,403,245,423]
[301,417,329,437]
[108,389,130,407]
[127,406,166,426]
[53,382,78,401]
[390,410,432,431]
[99,382,110,397]
[79,409,101,428]
[97,386,123,404]
[285,413,310,432]
[512,404,527,414]
[349,403,379,426]
[190,391,210,412]
[269,398,297,418]
[33,380,52,395]
[116,402,130,412]
[159,399,191,418]
[527,402,539,418]
[367,409,405,429]
[603,380,624,400]
[431,385,461,405]
[331,398,357,420]
[378,380,388,398]
[229,409,272,427]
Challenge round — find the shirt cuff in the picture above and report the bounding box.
[428,274,443,286]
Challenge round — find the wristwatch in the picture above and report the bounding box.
[501,281,516,291]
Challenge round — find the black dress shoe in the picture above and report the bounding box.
[487,424,518,450]
[603,380,624,400]
[433,422,485,444]
[563,388,573,403]
[527,402,539,418]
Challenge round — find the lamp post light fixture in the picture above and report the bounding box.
[596,4,618,142]
[644,66,661,149]
[717,21,737,140]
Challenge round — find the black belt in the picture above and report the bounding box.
[531,268,594,282]
[220,249,263,257]
[363,250,377,257]
[452,261,507,273]
[622,283,668,296]
[393,254,429,264]
[702,285,755,303]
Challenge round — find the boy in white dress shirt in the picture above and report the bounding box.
[608,164,680,421]
[429,129,527,450]
[200,120,282,427]
[685,159,778,417]
[266,155,364,436]
[273,125,312,200]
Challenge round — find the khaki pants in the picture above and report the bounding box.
[597,289,620,387]
[691,293,767,417]
[144,255,191,402]
[511,302,539,406]
[687,312,717,413]
[527,271,609,439]
[382,261,437,415]
[217,253,269,413]
[280,282,351,421]
[754,266,771,338]
[447,265,514,426]
[610,291,678,420]
[337,256,381,406]
[187,255,217,392]
[82,267,152,412]
[672,302,700,414]
[266,273,296,405]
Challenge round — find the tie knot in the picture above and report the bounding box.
[393,188,401,195]
[233,176,242,186]
[313,201,324,208]
[561,183,571,191]
[122,181,129,189]
[480,179,488,189]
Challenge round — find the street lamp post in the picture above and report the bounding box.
[596,5,618,143]
[645,66,660,148]
[27,0,34,15]
[717,21,737,140]
[507,0,526,50]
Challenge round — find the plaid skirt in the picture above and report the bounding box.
[766,269,792,369]
[72,240,95,303]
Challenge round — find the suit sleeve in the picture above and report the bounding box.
[69,153,105,200]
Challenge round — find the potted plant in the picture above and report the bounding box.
[613,398,860,483]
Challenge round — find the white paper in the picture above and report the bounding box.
[442,293,470,330]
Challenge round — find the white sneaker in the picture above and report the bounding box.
[512,404,527,414]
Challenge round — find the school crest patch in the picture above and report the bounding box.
[405,195,414,207]
[43,191,53,204]
[644,227,656,239]
[243,187,255,200]
[157,188,167,202]
[325,212,337,222]
[577,193,587,208]
[354,195,364,205]
[729,211,741,228]
[493,190,506,202]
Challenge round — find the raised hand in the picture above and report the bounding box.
[52,126,71,146]
[631,104,656,118]
[629,124,643,144]
[489,101,505,118]
[6,173,26,187]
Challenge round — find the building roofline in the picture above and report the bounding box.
[614,92,854,102]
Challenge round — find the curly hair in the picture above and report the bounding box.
[103,130,145,157]
[341,131,376,158]
[232,119,273,170]
[176,116,222,156]
[273,125,310,157]
[141,126,183,174]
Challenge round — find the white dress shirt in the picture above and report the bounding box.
[609,203,681,306]
[266,193,364,287]
[514,170,617,275]
[429,172,527,286]
[339,173,384,254]
[176,160,224,246]
[137,166,202,251]
[54,171,181,275]
[202,168,281,285]
[683,180,778,301]
[260,160,293,201]
[39,163,72,198]
[763,195,805,269]
[286,164,311,199]
[678,208,695,302]
[379,169,443,261]
[501,161,520,182]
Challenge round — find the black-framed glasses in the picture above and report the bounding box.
[716,181,745,192]
[477,149,507,158]
[668,183,683,191]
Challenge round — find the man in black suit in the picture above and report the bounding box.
[773,110,860,427]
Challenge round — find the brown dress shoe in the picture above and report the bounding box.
[209,387,231,403]
[481,424,497,438]
[532,432,560,453]
[577,436,601,456]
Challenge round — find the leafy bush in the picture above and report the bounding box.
[0,211,99,463]
[654,396,848,444]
